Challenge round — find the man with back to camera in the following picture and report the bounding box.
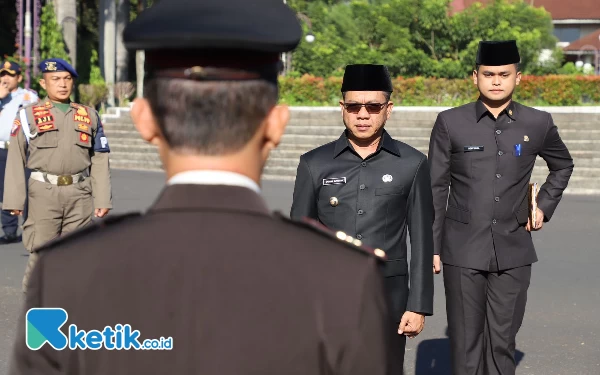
[290,63,435,373]
[0,61,38,244]
[428,40,574,375]
[8,1,399,374]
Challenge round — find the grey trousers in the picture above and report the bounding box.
[443,264,531,375]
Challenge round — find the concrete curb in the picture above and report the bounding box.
[101,104,133,121]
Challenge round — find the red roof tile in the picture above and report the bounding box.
[563,28,600,52]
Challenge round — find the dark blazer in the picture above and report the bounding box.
[10,184,398,375]
[428,100,574,271]
[291,130,435,320]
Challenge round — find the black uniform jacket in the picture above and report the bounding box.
[291,130,435,319]
[10,184,398,375]
[428,100,574,271]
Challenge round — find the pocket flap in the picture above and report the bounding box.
[31,131,58,148]
[75,131,93,148]
[515,207,529,225]
[383,258,408,277]
[445,204,470,224]
[375,185,404,196]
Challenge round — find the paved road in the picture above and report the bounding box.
[0,169,598,374]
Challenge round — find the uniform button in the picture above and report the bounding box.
[359,184,366,190]
[496,174,502,179]
[496,130,502,135]
[356,234,363,240]
[361,162,367,167]
[498,151,504,156]
[495,197,500,202]
[357,209,364,215]
[492,219,497,224]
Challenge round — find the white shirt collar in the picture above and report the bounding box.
[167,170,261,194]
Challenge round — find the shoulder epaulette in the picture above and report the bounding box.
[21,101,40,111]
[35,212,142,254]
[273,212,387,261]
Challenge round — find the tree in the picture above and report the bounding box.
[289,0,562,78]
[40,1,69,62]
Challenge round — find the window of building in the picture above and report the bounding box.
[554,27,582,43]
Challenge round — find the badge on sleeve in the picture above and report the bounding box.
[10,119,21,137]
[93,115,110,153]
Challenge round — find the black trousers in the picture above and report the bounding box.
[391,332,406,375]
[443,264,531,375]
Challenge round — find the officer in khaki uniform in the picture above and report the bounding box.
[2,58,112,291]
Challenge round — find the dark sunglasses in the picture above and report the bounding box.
[343,102,388,114]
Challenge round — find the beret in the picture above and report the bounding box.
[38,58,78,78]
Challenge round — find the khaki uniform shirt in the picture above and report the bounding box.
[3,98,112,210]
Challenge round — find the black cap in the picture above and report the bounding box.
[0,61,21,75]
[123,0,302,85]
[476,40,520,66]
[341,64,393,93]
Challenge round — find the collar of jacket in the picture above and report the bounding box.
[475,99,517,122]
[333,129,401,158]
[148,184,271,217]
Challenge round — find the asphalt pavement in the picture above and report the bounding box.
[0,169,598,374]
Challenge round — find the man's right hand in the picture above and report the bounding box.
[10,210,23,216]
[433,255,441,274]
[0,84,10,100]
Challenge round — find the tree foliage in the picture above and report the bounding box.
[288,0,564,78]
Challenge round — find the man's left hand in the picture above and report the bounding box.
[95,208,110,218]
[398,311,425,339]
[526,208,544,232]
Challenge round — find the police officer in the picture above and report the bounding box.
[428,40,574,375]
[2,58,112,292]
[0,61,38,244]
[291,64,435,371]
[8,1,398,374]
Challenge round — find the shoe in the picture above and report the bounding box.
[0,234,22,244]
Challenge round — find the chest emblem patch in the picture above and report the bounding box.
[382,174,393,183]
[524,135,529,142]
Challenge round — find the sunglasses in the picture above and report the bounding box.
[343,102,388,114]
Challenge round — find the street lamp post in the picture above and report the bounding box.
[16,0,23,62]
[24,0,32,89]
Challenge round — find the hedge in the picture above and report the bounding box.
[279,75,600,106]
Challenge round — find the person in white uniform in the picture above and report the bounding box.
[0,61,38,244]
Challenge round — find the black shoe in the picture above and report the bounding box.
[0,234,21,244]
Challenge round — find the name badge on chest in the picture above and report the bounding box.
[464,146,484,152]
[323,177,347,186]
